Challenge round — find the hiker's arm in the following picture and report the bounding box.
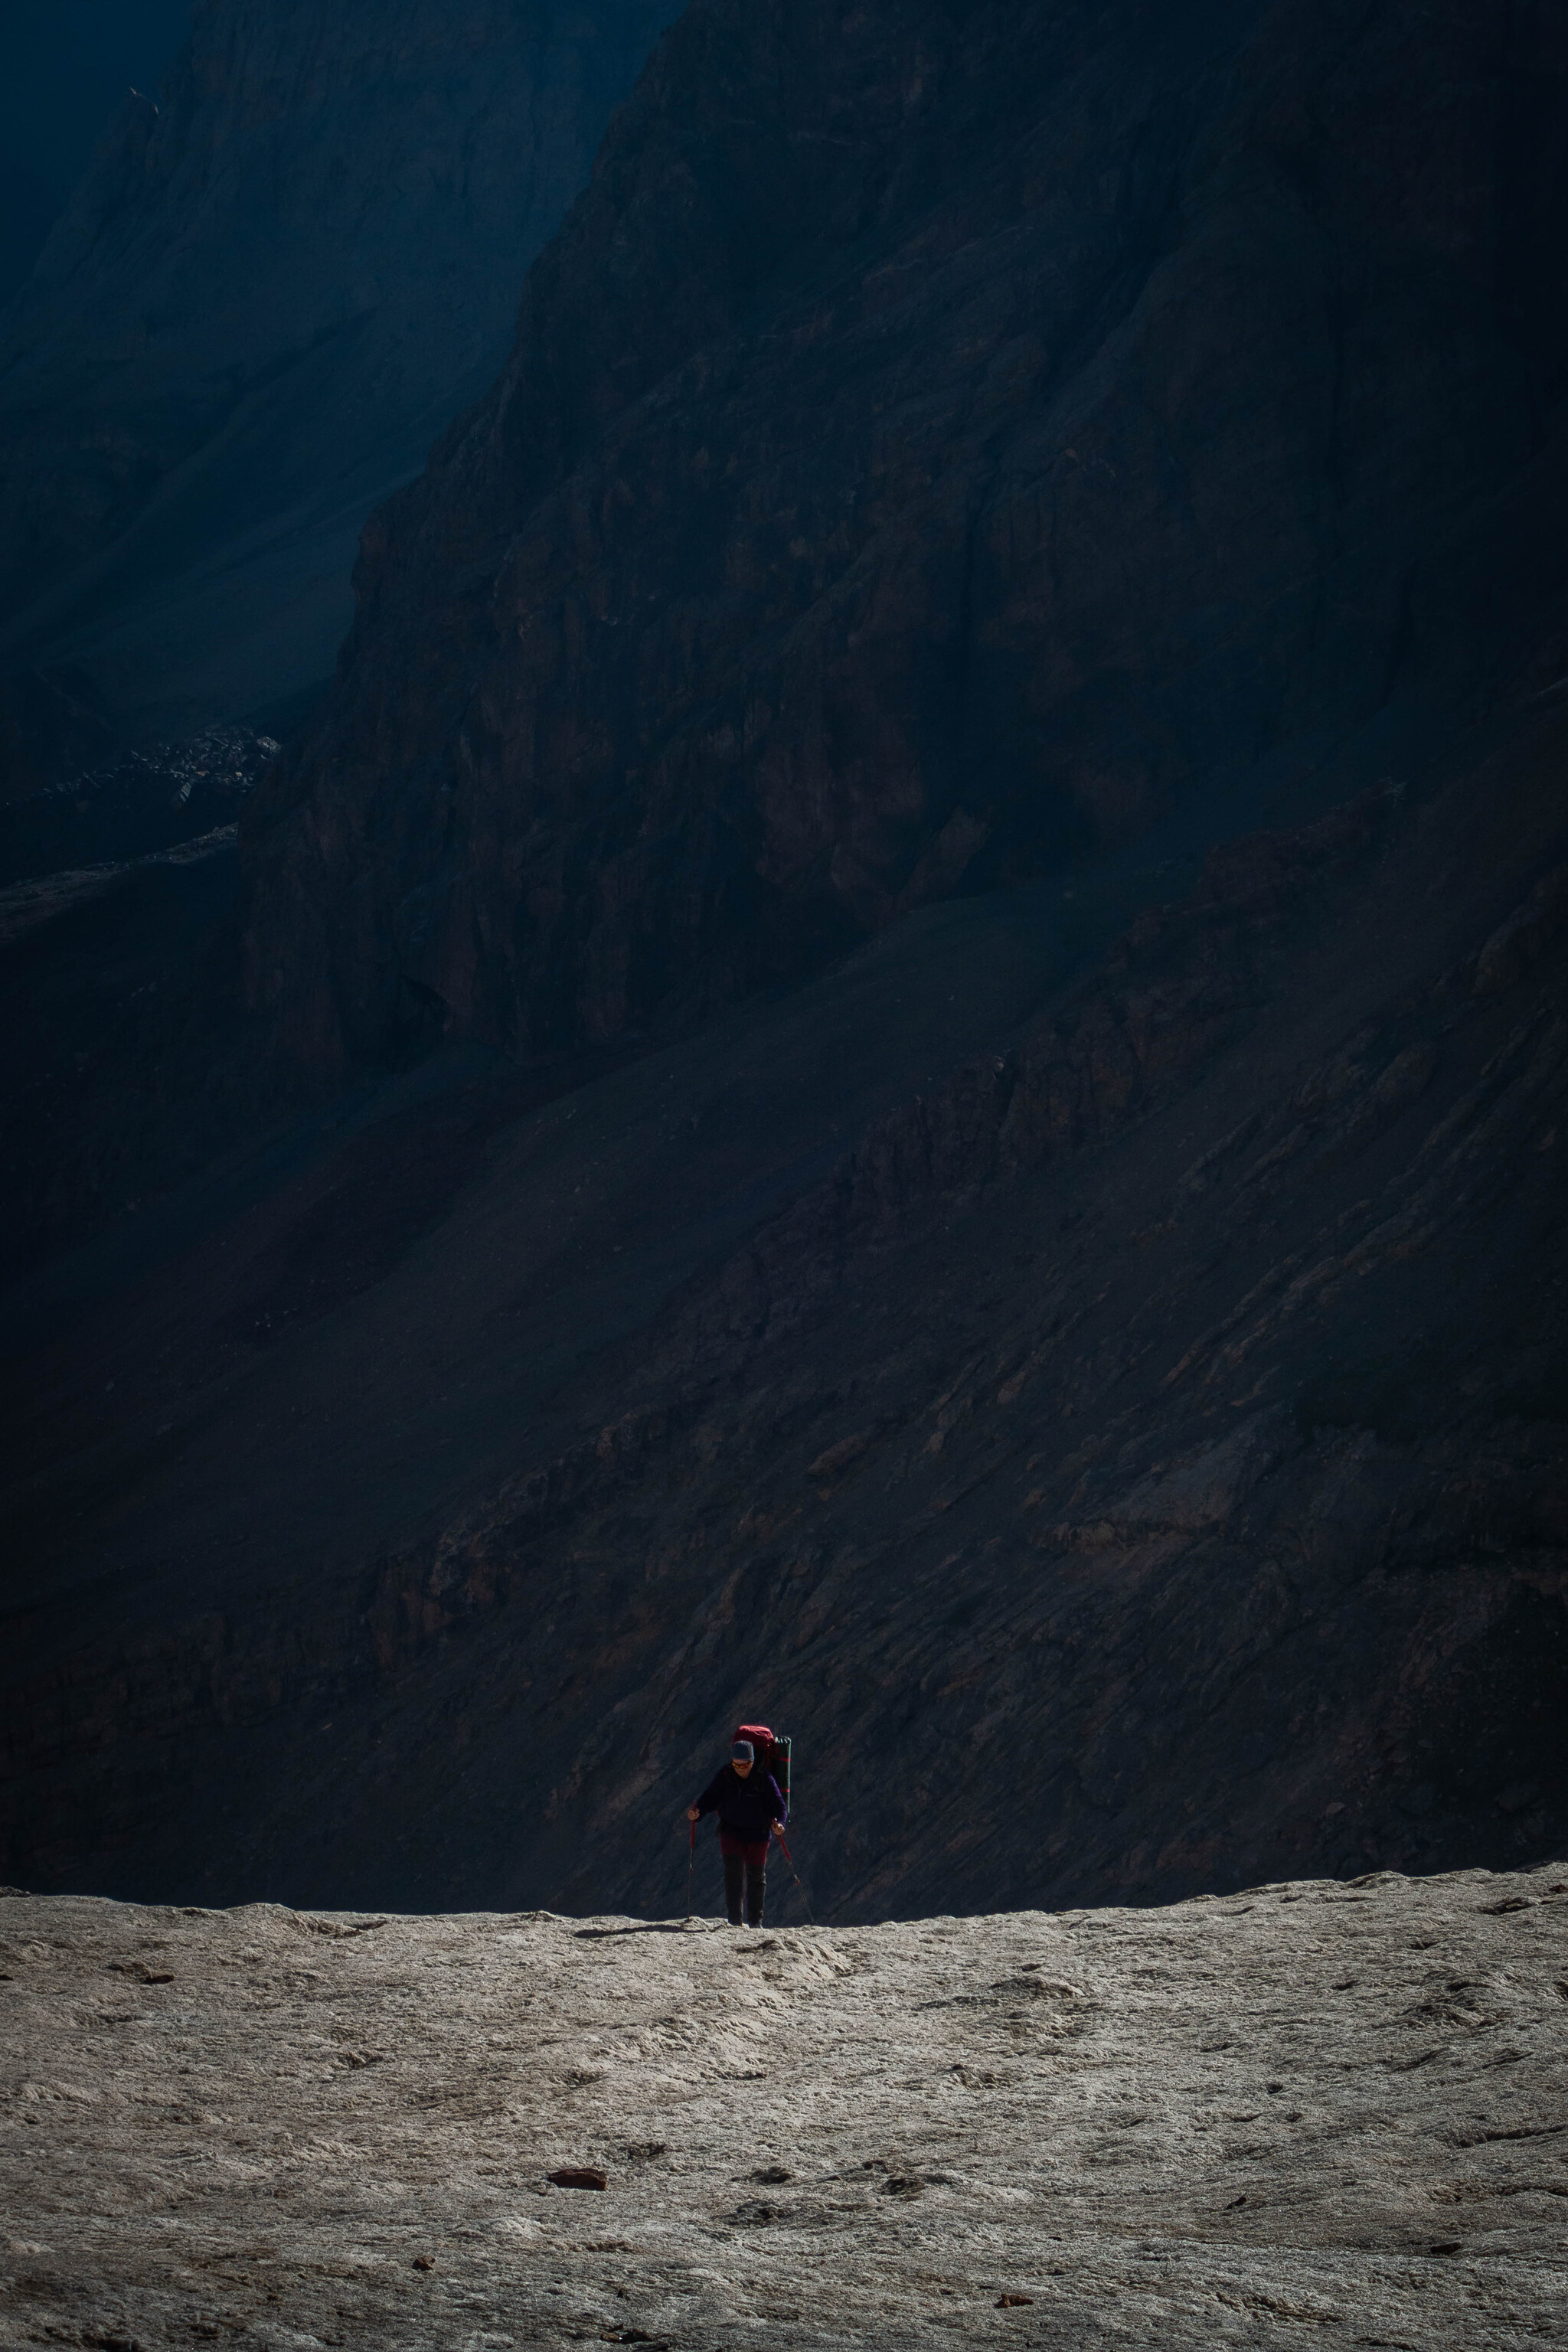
[688,1769,725,1822]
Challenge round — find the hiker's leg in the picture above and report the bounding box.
[745,1857,766,1928]
[723,1851,744,1926]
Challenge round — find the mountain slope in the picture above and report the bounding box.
[2,0,1565,1919]
[3,691,1564,1914]
[0,0,679,752]
[237,0,1568,1086]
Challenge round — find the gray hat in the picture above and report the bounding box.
[732,1740,755,1762]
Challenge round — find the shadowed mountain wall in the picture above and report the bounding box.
[237,0,1568,1090]
[5,709,1566,1916]
[2,0,1566,1922]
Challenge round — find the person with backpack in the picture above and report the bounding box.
[687,1732,788,1927]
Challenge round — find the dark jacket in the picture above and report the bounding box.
[694,1763,786,1843]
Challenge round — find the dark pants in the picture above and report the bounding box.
[722,1848,766,1926]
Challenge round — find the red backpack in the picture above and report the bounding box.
[735,1723,791,1812]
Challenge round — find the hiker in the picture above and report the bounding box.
[687,1736,787,1927]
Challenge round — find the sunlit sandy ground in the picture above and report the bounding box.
[3,1866,1566,2347]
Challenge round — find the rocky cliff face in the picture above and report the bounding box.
[0,0,678,752]
[238,0,1568,1086]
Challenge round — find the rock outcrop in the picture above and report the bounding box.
[0,0,678,748]
[2,1871,1566,2348]
[237,0,1568,1085]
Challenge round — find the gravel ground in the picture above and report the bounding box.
[3,1865,1566,2348]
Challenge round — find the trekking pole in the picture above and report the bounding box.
[774,1830,816,1927]
[685,1817,696,1922]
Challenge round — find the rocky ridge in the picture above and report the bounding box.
[1,1869,1566,2348]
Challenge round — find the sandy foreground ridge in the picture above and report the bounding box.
[2,1868,1566,2349]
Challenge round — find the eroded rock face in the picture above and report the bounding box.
[1,1871,1565,2347]
[237,0,1568,1083]
[0,0,678,741]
